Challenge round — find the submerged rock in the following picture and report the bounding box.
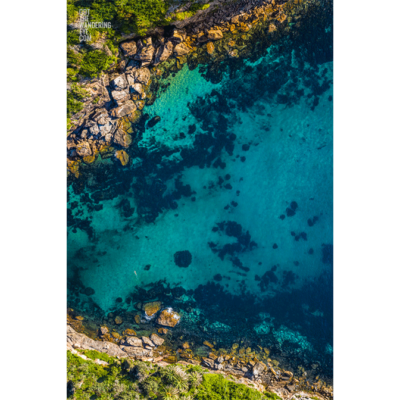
[114,150,129,166]
[147,116,161,128]
[143,301,162,319]
[174,250,192,268]
[157,308,180,327]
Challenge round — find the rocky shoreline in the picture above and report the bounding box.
[68,323,333,399]
[67,0,320,178]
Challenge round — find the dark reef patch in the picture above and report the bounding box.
[174,250,193,268]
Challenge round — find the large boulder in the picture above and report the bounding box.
[111,74,128,91]
[111,89,130,106]
[124,336,143,347]
[133,68,151,85]
[113,128,132,148]
[134,45,155,66]
[150,333,164,346]
[120,41,137,58]
[156,308,181,328]
[131,83,146,99]
[76,141,92,157]
[174,43,190,56]
[143,301,162,319]
[110,101,136,119]
[153,41,174,65]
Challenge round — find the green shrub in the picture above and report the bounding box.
[79,49,116,77]
[81,349,115,363]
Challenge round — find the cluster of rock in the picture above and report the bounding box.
[67,0,293,176]
[67,325,164,361]
[67,324,332,399]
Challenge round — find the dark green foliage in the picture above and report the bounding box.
[79,49,116,77]
[67,83,88,118]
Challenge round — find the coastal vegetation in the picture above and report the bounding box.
[67,350,282,400]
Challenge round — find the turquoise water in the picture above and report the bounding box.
[68,4,333,380]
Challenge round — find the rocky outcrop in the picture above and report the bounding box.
[120,41,137,58]
[67,0,316,178]
[153,41,174,65]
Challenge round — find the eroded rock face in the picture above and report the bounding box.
[153,41,174,65]
[156,308,181,327]
[110,101,136,119]
[120,41,137,58]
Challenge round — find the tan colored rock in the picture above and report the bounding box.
[174,43,190,56]
[142,336,155,347]
[206,42,215,55]
[75,316,84,321]
[115,316,123,325]
[120,41,137,58]
[113,129,132,148]
[134,314,141,324]
[111,332,121,339]
[158,328,168,335]
[207,29,223,40]
[154,41,174,65]
[156,308,181,327]
[133,67,151,85]
[203,341,213,348]
[150,333,164,346]
[76,141,92,157]
[182,342,190,349]
[124,336,143,347]
[115,150,129,166]
[110,101,136,119]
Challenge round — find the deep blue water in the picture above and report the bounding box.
[68,1,333,380]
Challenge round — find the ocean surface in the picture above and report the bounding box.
[68,2,333,381]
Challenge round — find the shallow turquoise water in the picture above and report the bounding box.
[68,5,333,379]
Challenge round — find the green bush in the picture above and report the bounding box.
[79,49,116,77]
